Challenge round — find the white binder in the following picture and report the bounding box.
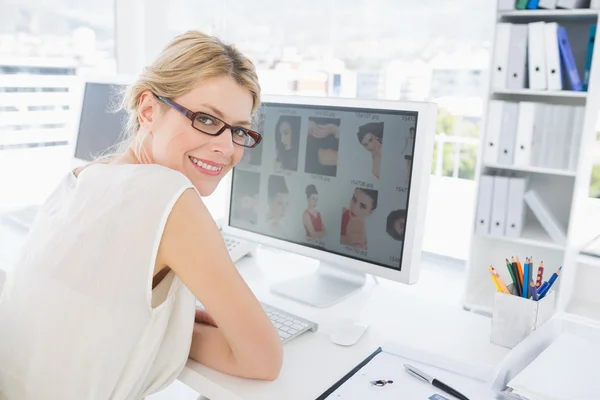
[556,0,591,8]
[568,106,586,171]
[544,22,563,91]
[498,102,519,165]
[484,100,504,165]
[506,177,527,238]
[475,175,494,235]
[492,24,512,91]
[530,104,547,167]
[491,176,510,237]
[556,106,574,170]
[507,24,528,90]
[498,0,516,9]
[539,105,557,168]
[514,102,536,167]
[528,22,547,90]
[538,0,558,8]
[545,106,561,169]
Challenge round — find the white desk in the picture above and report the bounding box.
[179,247,510,400]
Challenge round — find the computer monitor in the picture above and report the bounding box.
[70,76,133,165]
[222,95,436,307]
[3,77,134,232]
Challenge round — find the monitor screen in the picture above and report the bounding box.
[229,102,418,270]
[74,82,127,161]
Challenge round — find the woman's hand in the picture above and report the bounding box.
[308,121,339,139]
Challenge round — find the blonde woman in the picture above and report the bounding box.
[0,31,282,399]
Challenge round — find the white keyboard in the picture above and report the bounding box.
[223,234,255,263]
[261,302,318,344]
[222,235,317,343]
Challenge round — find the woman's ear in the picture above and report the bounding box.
[138,91,158,131]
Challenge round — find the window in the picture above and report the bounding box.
[166,0,495,260]
[0,0,116,211]
[0,66,77,75]
[589,127,600,199]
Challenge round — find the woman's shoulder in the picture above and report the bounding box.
[84,163,192,187]
[77,163,196,205]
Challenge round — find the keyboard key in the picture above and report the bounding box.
[287,328,298,335]
[280,332,291,339]
[284,320,293,327]
[292,324,304,330]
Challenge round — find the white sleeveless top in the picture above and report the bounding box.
[0,163,198,399]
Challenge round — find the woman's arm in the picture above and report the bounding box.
[303,212,326,239]
[302,212,316,238]
[401,137,409,154]
[313,230,325,239]
[317,148,338,166]
[158,189,282,380]
[340,233,350,246]
[308,122,339,138]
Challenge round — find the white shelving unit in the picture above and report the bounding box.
[493,88,588,98]
[483,163,577,176]
[463,4,600,322]
[499,9,599,19]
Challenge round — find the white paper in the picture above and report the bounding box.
[507,333,600,400]
[323,351,496,399]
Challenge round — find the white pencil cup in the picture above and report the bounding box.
[490,284,556,349]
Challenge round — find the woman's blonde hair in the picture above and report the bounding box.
[106,30,261,158]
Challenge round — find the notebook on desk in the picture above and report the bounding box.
[316,347,496,399]
[500,333,600,400]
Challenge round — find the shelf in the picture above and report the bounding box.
[499,9,599,20]
[477,225,566,251]
[493,89,588,99]
[466,5,599,325]
[484,163,577,177]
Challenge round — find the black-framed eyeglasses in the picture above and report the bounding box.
[155,95,262,148]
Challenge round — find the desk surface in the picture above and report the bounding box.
[179,247,510,400]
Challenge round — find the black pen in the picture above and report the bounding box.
[404,364,470,400]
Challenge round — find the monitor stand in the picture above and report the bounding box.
[270,262,367,308]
